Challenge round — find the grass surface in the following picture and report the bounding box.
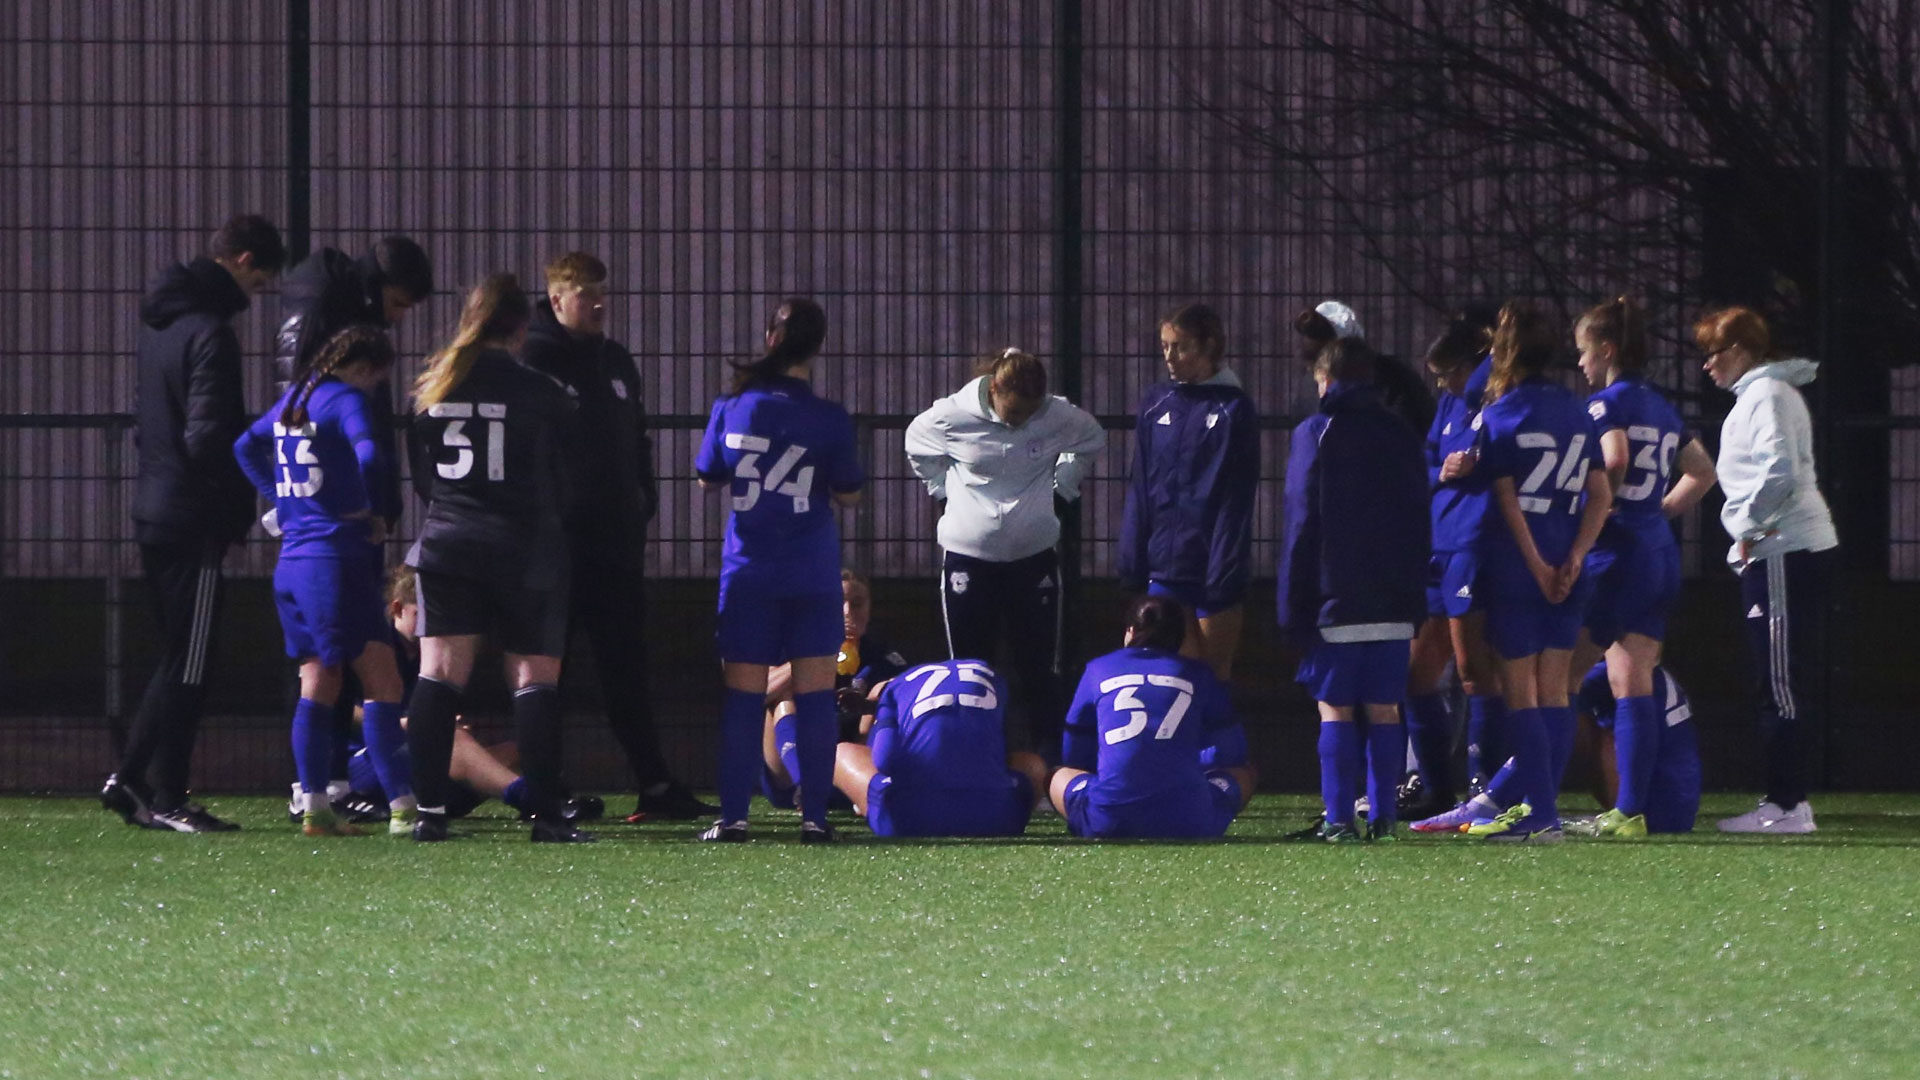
[2,793,1917,1079]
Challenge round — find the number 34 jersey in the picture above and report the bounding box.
[695,374,866,595]
[1063,646,1239,807]
[408,348,578,584]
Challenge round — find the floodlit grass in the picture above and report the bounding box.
[2,794,1916,1079]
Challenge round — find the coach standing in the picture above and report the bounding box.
[521,252,715,821]
[101,215,286,832]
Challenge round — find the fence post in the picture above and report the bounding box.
[287,0,313,264]
[103,420,126,758]
[1053,0,1086,642]
[1814,0,1848,788]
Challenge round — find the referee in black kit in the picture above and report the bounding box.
[520,252,716,821]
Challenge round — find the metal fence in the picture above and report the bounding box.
[5,1,1915,793]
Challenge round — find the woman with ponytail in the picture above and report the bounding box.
[1567,297,1716,836]
[402,273,588,844]
[234,325,409,837]
[1050,595,1256,839]
[694,298,867,842]
[1459,301,1613,842]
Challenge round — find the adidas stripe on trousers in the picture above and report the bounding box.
[118,537,231,807]
[1738,548,1834,809]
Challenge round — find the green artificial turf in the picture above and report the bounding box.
[2,794,1917,1080]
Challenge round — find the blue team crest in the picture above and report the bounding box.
[612,379,630,400]
[1156,412,1173,426]
[1470,412,1484,431]
[1206,412,1220,429]
[950,570,970,595]
[1025,438,1045,458]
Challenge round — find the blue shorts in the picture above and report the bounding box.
[1295,638,1410,707]
[274,555,387,667]
[1425,550,1482,619]
[1583,542,1680,648]
[1484,571,1593,660]
[866,773,1034,838]
[717,582,842,666]
[1062,770,1241,839]
[1644,722,1701,834]
[1147,579,1235,621]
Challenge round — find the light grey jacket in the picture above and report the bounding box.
[904,376,1107,561]
[1717,358,1838,569]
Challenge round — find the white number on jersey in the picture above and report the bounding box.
[1617,426,1680,502]
[1098,673,1195,744]
[430,402,507,482]
[904,661,999,719]
[725,433,816,514]
[1516,431,1589,514]
[272,422,323,498]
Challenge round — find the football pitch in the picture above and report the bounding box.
[2,795,1915,1079]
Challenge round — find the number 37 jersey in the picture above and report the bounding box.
[1064,646,1239,807]
[696,374,866,595]
[408,349,578,582]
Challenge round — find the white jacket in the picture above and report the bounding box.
[1717,358,1838,569]
[903,376,1107,562]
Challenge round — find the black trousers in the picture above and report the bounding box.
[118,538,230,807]
[571,550,671,790]
[1739,548,1833,809]
[940,549,1064,760]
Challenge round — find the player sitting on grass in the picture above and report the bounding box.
[1050,596,1256,839]
[830,659,1050,838]
[1277,338,1429,843]
[761,569,908,812]
[234,326,411,838]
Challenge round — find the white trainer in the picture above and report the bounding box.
[1717,799,1817,834]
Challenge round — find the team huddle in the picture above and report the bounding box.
[100,215,1839,844]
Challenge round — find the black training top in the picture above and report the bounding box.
[406,348,579,587]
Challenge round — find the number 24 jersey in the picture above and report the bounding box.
[696,374,866,595]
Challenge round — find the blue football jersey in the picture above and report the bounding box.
[870,660,1014,791]
[1062,647,1239,806]
[695,375,865,595]
[235,379,382,556]
[1586,376,1686,552]
[1478,376,1603,576]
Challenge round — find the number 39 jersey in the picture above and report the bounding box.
[407,349,577,583]
[695,374,866,595]
[1587,376,1686,553]
[1477,376,1604,575]
[1063,646,1238,807]
[870,659,1012,791]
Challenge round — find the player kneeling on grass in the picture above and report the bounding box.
[234,326,411,838]
[830,659,1049,838]
[1277,338,1430,843]
[1564,661,1701,837]
[1050,596,1255,839]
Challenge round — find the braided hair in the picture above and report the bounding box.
[282,324,395,426]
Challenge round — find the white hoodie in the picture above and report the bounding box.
[903,376,1107,562]
[1717,358,1839,569]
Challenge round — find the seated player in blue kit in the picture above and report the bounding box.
[234,326,411,837]
[1568,661,1701,836]
[1050,596,1256,839]
[830,659,1050,838]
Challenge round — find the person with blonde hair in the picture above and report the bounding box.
[904,347,1105,758]
[520,251,712,822]
[1696,306,1837,834]
[403,273,589,843]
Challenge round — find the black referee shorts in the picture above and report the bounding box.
[414,567,569,658]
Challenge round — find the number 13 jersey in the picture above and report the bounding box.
[408,348,577,584]
[696,374,866,595]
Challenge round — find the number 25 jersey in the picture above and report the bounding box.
[407,348,577,584]
[695,374,866,596]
